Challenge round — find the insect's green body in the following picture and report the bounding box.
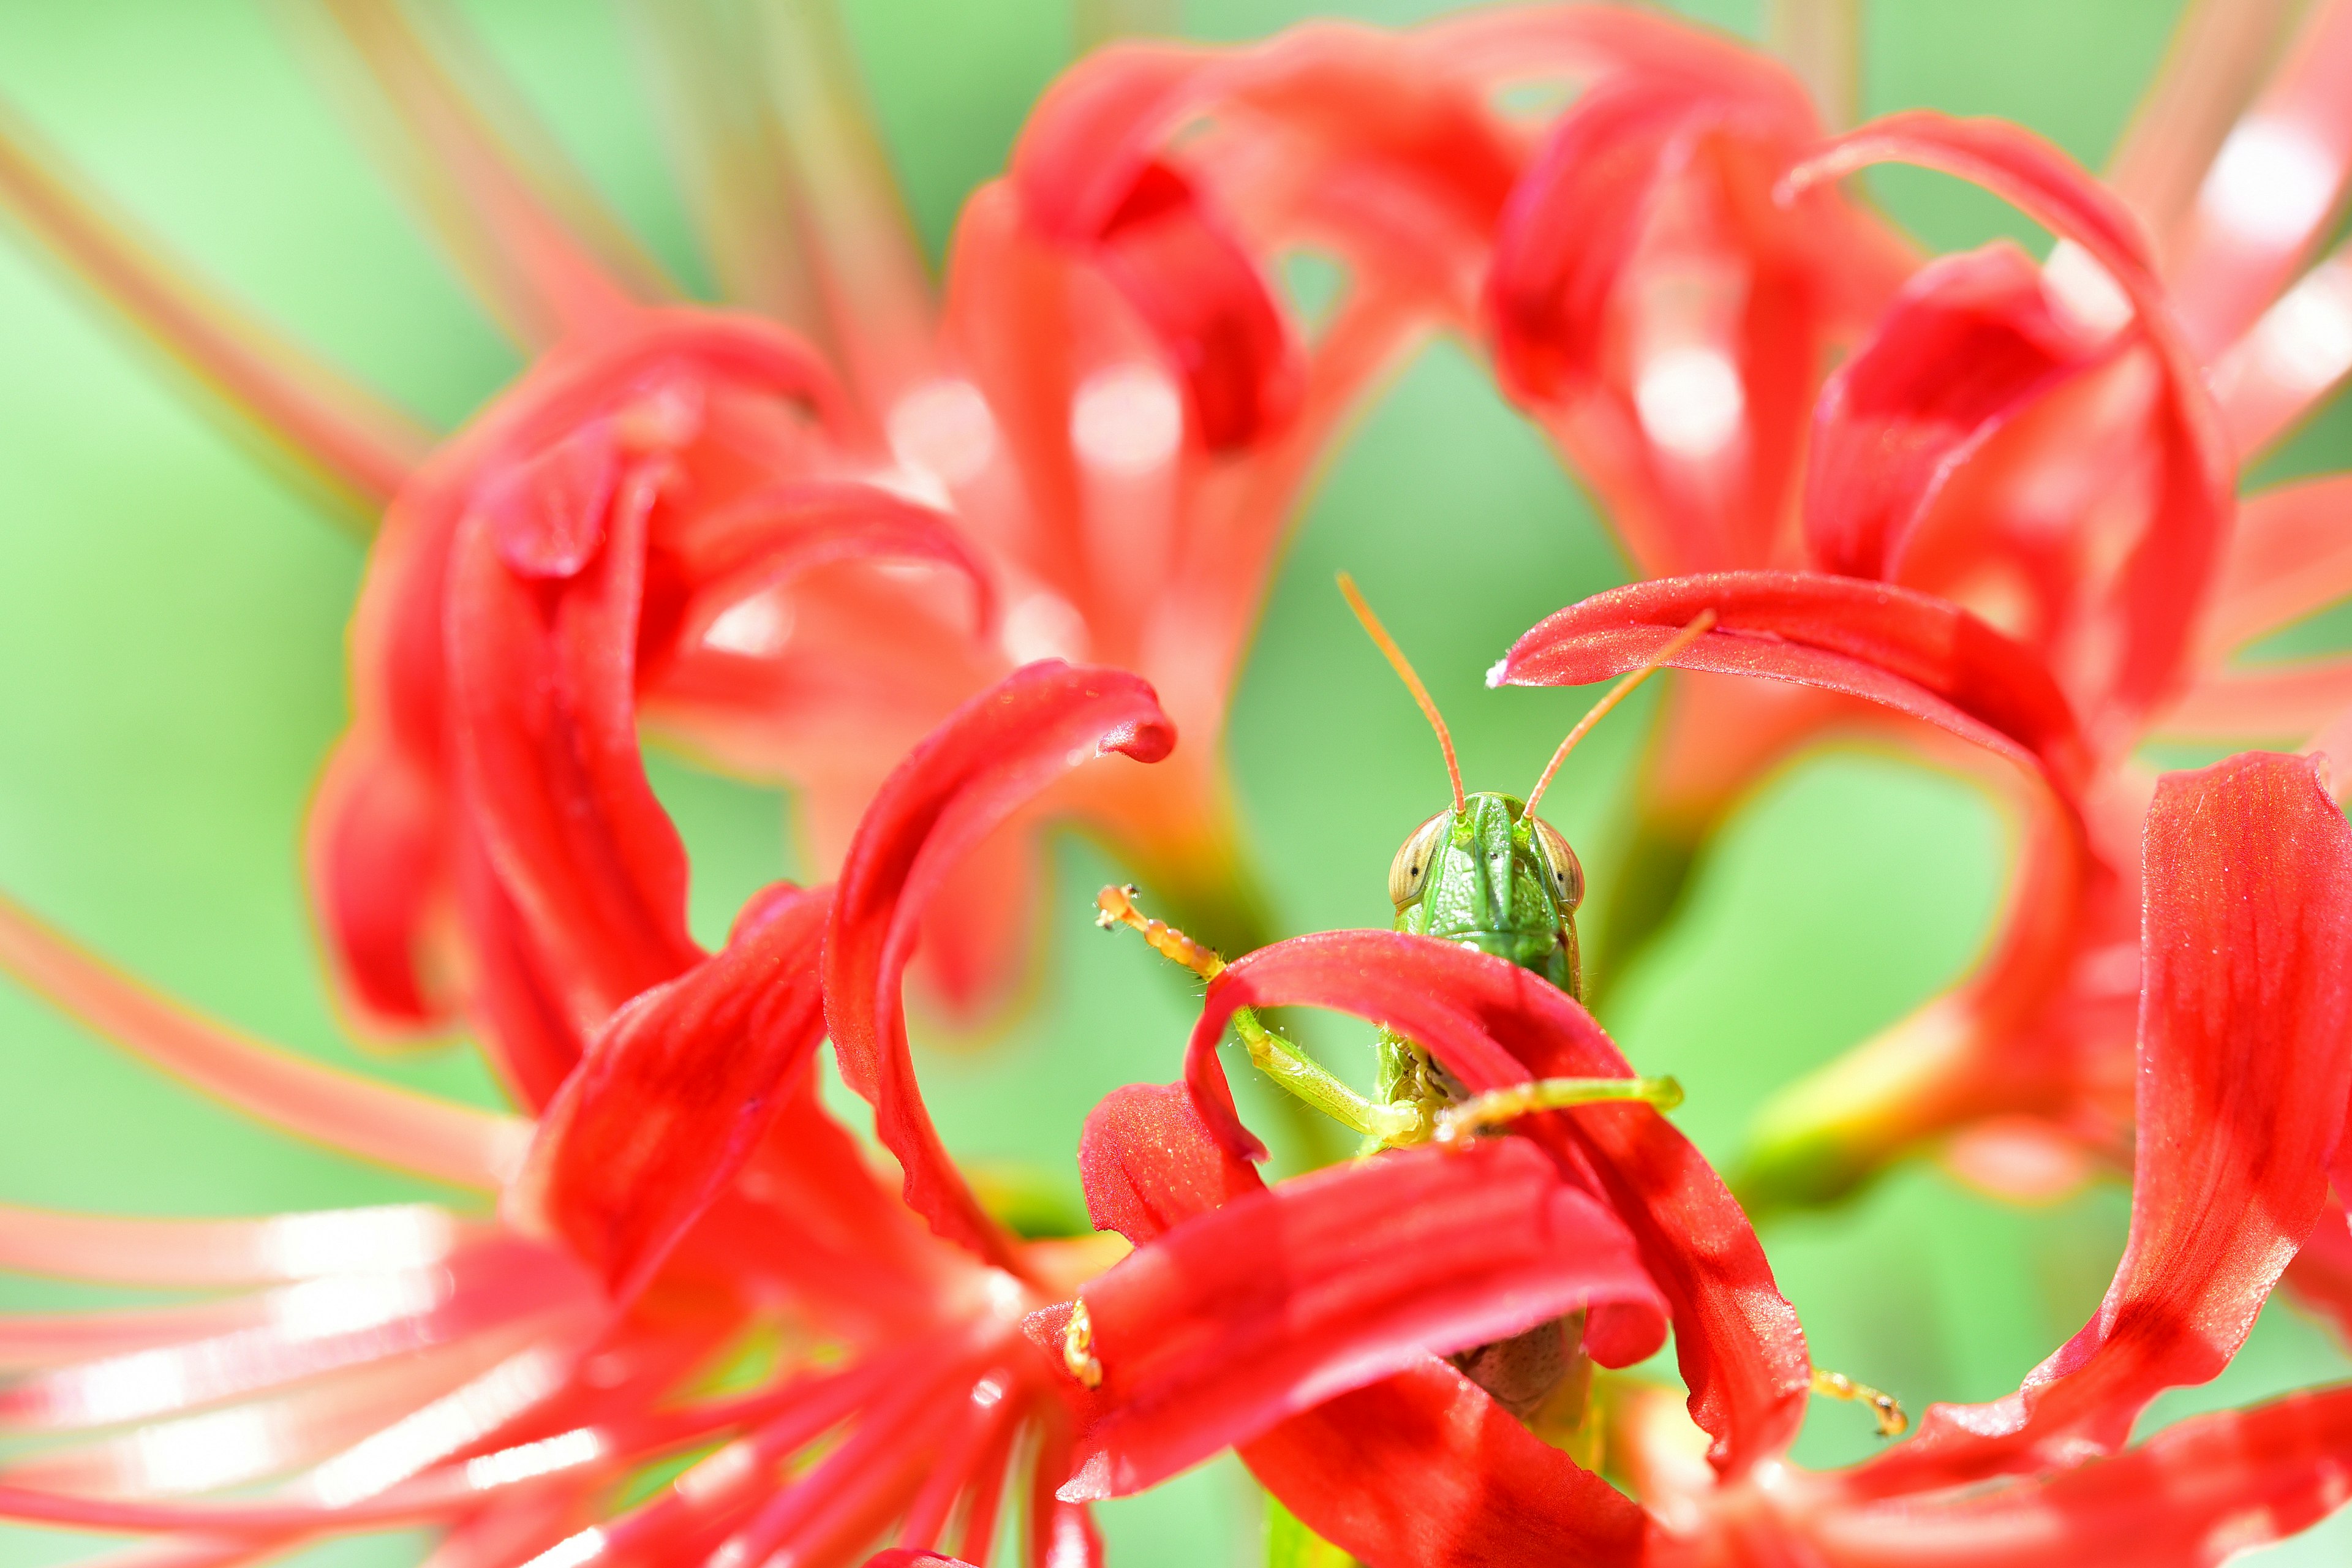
[1375,791,1583,1122]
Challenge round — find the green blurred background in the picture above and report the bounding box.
[0,1,2347,1563]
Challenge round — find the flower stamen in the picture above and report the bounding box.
[1810,1367,1909,1438]
[1061,1299,1102,1390]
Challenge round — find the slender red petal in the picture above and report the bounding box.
[1805,1385,2352,1567]
[824,663,1175,1274]
[1851,752,2352,1496]
[865,1555,972,1568]
[2199,474,2352,656]
[2165,0,2352,360]
[1787,111,2235,731]
[1053,1137,1664,1498]
[1499,571,2089,793]
[1185,931,1811,1477]
[513,883,830,1306]
[447,458,703,1042]
[0,1203,464,1289]
[1806,243,2116,580]
[1241,1359,1653,1568]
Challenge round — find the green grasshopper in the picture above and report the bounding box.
[1101,575,1906,1446]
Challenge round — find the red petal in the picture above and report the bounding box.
[1058,1138,1664,1498]
[660,478,994,660]
[1806,243,2116,581]
[1807,1385,2352,1566]
[513,882,829,1305]
[824,663,1176,1274]
[1498,570,2090,794]
[1851,752,2352,1496]
[2200,474,2352,657]
[447,459,703,1046]
[864,1555,973,1568]
[2285,1196,2352,1344]
[479,419,619,581]
[1011,47,1297,450]
[1242,1359,1652,1568]
[1788,111,2234,732]
[1186,930,1811,1477]
[1078,1082,1264,1246]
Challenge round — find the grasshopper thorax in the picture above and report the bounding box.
[1388,791,1584,992]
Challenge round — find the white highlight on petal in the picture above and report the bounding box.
[889,378,998,488]
[2042,239,2133,338]
[676,1438,757,1501]
[2249,263,2352,394]
[1485,655,1511,690]
[1634,347,1744,459]
[462,1427,606,1490]
[703,592,795,658]
[2197,117,2339,248]
[129,1405,282,1494]
[255,1206,457,1278]
[307,1344,568,1505]
[521,1528,607,1568]
[1000,590,1088,666]
[973,1373,1008,1408]
[36,1270,448,1426]
[1071,364,1184,475]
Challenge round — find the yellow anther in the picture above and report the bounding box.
[1061,1299,1103,1390]
[1811,1368,1908,1438]
[1095,885,1225,980]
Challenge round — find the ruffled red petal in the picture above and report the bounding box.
[512,882,830,1306]
[1054,1137,1664,1498]
[1849,752,2352,1496]
[1806,243,2118,582]
[1183,930,1810,1477]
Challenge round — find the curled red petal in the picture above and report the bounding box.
[1807,1385,2352,1567]
[1242,1359,1653,1568]
[1058,1137,1664,1499]
[1188,930,1810,1477]
[479,418,618,581]
[511,882,831,1306]
[1787,110,2234,733]
[1806,243,2116,581]
[447,459,703,1052]
[663,478,995,658]
[1851,752,2352,1496]
[1078,1082,1265,1246]
[1011,47,1297,450]
[824,662,1176,1275]
[1499,570,2090,794]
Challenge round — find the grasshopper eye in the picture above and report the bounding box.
[1529,816,1584,911]
[1389,812,1450,908]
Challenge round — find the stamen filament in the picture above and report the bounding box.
[1811,1368,1909,1438]
[1432,1076,1686,1145]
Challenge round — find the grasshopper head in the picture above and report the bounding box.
[1389,792,1582,974]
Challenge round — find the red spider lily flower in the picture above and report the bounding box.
[1481,50,2352,1275]
[995,748,2352,1567]
[1526,6,2352,1034]
[0,662,1180,1568]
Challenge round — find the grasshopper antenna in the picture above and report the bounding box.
[1523,611,1717,820]
[1339,572,1467,817]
